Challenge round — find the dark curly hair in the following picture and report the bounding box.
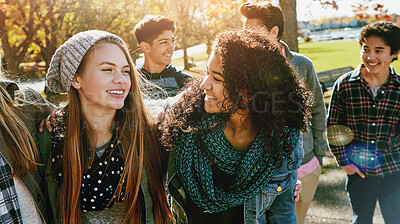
[359,21,400,62]
[160,30,312,165]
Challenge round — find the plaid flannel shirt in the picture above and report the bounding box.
[0,156,22,224]
[327,64,400,177]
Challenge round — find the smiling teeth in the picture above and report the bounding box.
[206,95,216,100]
[107,90,123,95]
[369,62,378,66]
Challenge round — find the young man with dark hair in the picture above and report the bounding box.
[240,2,328,224]
[134,15,192,99]
[328,21,400,224]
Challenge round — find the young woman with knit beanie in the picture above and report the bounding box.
[160,29,312,224]
[0,59,54,223]
[38,30,173,224]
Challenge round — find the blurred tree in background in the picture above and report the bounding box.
[164,0,244,69]
[1,0,151,76]
[0,0,77,75]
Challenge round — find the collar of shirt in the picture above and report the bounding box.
[279,40,294,60]
[349,64,400,86]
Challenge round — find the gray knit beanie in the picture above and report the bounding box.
[46,30,129,93]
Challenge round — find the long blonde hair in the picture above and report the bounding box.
[58,38,172,224]
[0,71,38,177]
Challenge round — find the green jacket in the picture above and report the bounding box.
[38,130,156,224]
[0,81,54,223]
[37,130,58,223]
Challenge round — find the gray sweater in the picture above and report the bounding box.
[281,41,328,165]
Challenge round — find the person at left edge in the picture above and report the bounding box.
[0,61,54,223]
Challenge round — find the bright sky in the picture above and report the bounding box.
[297,0,400,21]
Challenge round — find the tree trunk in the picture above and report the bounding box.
[279,0,298,52]
[206,37,212,56]
[0,11,20,76]
[2,56,21,78]
[183,48,189,70]
[40,42,58,71]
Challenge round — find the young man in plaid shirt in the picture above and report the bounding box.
[327,21,400,224]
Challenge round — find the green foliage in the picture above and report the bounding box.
[0,0,275,76]
[2,0,147,75]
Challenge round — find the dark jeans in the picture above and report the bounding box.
[346,172,400,224]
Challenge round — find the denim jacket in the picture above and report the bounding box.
[166,133,304,224]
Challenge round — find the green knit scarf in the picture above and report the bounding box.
[172,113,300,213]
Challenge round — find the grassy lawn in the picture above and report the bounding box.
[172,52,209,79]
[172,52,209,68]
[299,40,400,72]
[298,40,400,104]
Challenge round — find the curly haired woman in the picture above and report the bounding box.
[160,30,312,224]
